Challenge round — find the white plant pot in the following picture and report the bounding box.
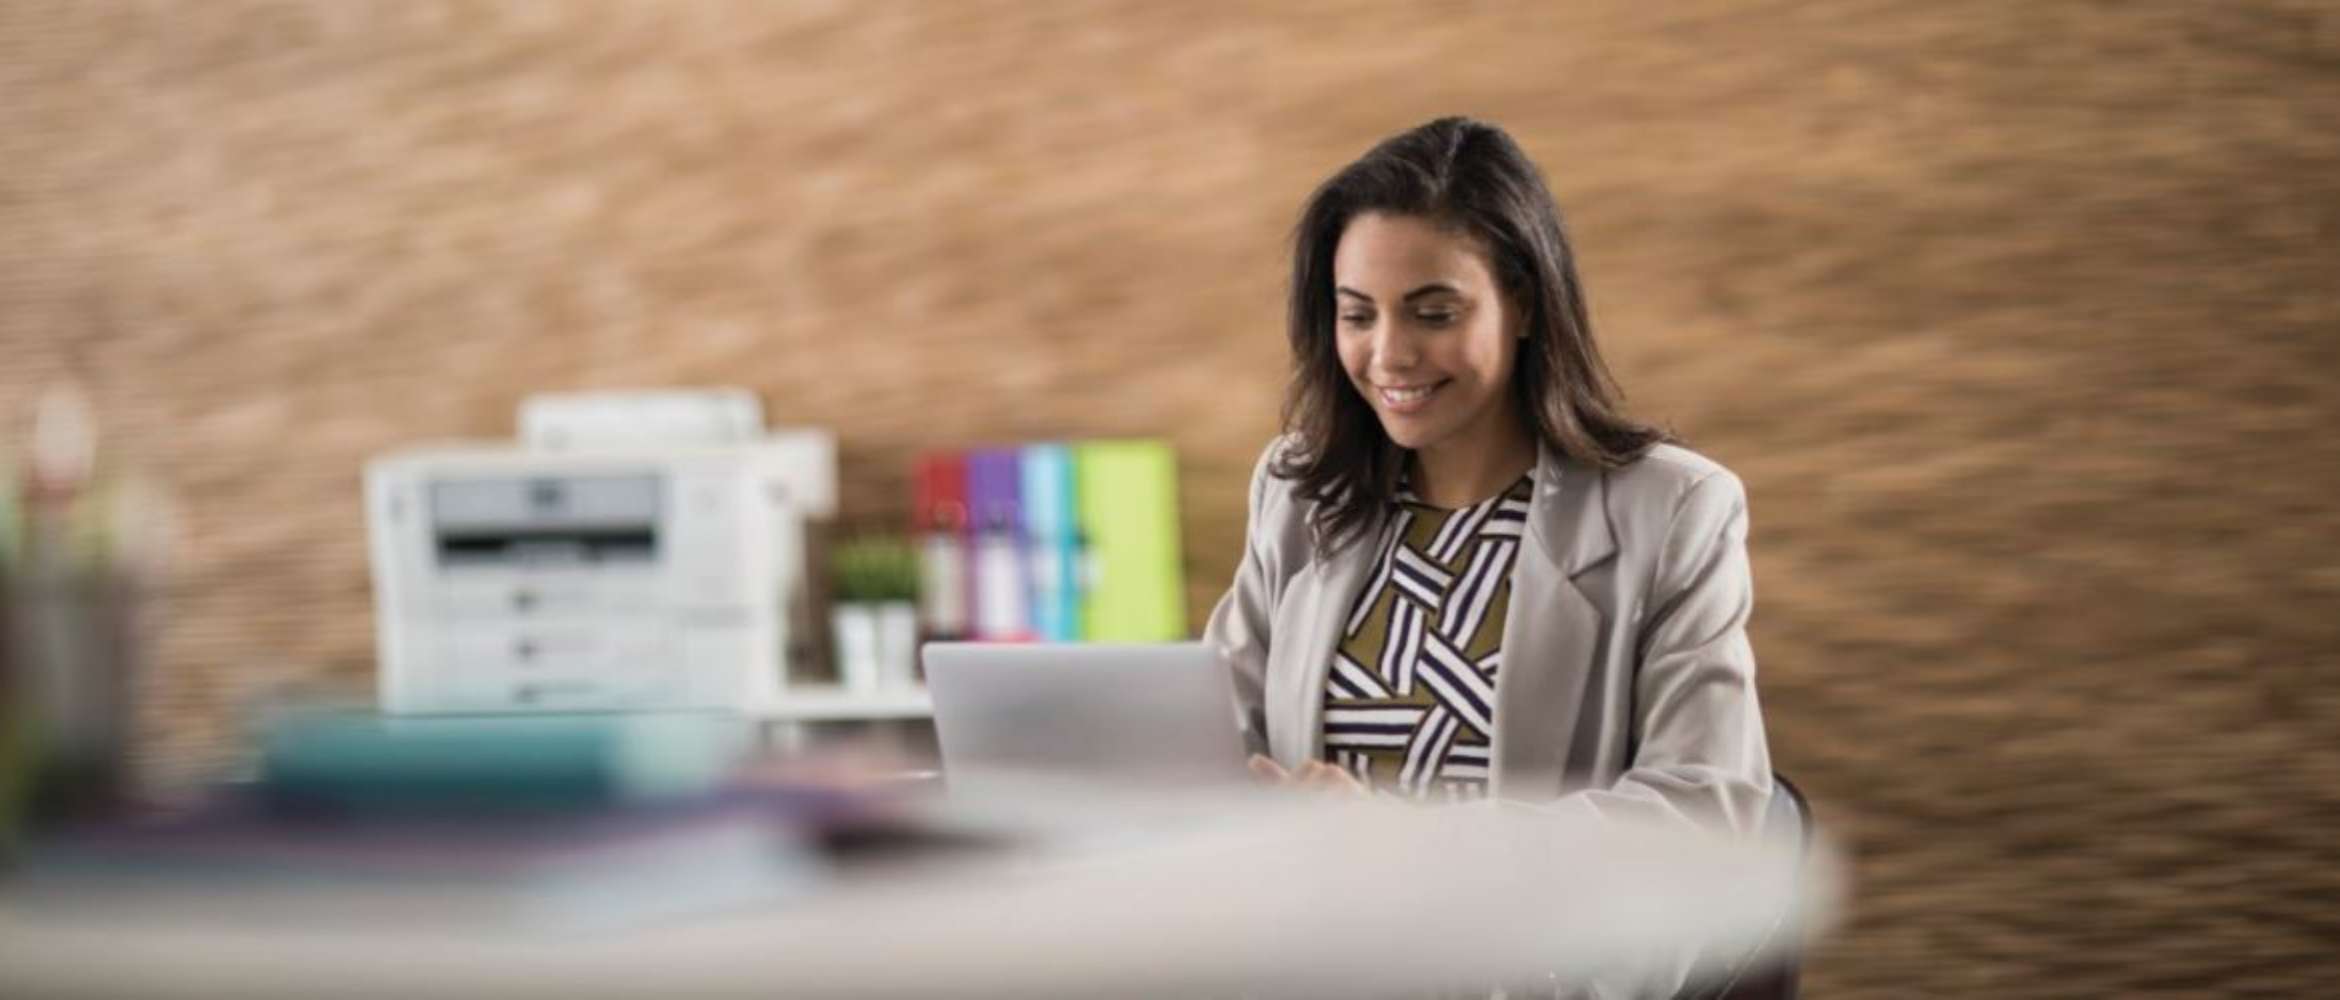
[874,600,921,690]
[831,604,884,694]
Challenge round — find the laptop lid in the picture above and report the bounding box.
[922,642,1248,792]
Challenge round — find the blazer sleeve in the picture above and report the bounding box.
[1559,469,1775,836]
[1201,442,1284,757]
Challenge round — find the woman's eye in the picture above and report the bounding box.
[1339,313,1373,328]
[1417,311,1457,326]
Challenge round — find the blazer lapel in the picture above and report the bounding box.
[1266,521,1378,769]
[1490,446,1616,800]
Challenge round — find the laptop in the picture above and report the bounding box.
[922,641,1250,793]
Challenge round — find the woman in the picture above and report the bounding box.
[1206,117,1773,834]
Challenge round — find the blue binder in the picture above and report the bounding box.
[1020,444,1083,642]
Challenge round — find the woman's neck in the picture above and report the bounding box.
[1409,414,1538,509]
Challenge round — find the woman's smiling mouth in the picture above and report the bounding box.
[1374,380,1448,413]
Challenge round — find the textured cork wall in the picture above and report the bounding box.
[5,2,2338,996]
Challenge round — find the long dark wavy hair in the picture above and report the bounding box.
[1274,116,1668,551]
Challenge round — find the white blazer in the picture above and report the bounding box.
[1204,437,1775,834]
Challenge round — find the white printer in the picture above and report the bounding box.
[366,391,836,715]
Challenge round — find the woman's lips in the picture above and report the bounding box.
[1375,380,1447,415]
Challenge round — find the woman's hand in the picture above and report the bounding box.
[1247,753,1372,797]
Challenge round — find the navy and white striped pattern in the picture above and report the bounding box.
[1320,474,1532,799]
[1390,545,1453,610]
[1343,509,1414,637]
[1481,492,1529,538]
[1327,652,1389,701]
[1439,537,1517,644]
[1322,705,1418,748]
[1419,631,1496,736]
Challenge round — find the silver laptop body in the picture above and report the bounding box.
[922,641,1250,793]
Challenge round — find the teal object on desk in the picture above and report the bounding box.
[259,713,750,816]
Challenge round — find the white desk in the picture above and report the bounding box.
[0,792,1833,999]
[756,686,934,722]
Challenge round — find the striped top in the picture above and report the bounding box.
[1321,473,1532,800]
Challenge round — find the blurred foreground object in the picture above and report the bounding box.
[0,774,1839,999]
[254,711,755,816]
[1,384,172,843]
[7,712,861,934]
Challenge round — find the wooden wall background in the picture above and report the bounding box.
[4,2,2337,995]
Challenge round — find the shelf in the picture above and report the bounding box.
[755,686,933,722]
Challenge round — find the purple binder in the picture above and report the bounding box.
[964,450,1031,641]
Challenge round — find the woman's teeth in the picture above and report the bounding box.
[1378,382,1442,411]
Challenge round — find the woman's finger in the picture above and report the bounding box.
[1304,761,1370,797]
[1247,753,1291,784]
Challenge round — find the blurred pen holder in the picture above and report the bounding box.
[0,568,152,845]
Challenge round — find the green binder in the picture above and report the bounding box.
[1074,440,1187,642]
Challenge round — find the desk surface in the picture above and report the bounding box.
[0,793,1832,999]
[755,686,933,722]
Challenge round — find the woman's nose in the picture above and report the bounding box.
[1371,322,1421,369]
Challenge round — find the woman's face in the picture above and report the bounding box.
[1331,211,1521,455]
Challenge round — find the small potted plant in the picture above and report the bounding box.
[828,534,921,693]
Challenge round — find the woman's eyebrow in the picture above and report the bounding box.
[1335,282,1464,302]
